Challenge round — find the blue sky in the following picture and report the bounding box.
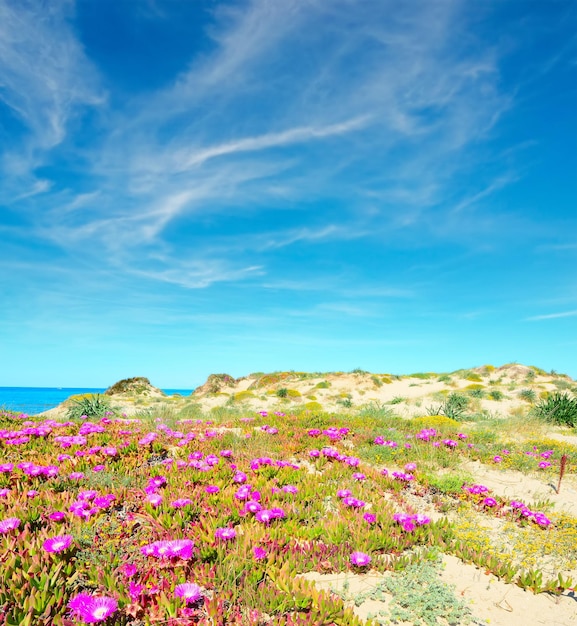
[1,0,576,388]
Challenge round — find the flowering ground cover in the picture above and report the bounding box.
[0,407,575,625]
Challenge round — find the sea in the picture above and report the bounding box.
[0,387,194,416]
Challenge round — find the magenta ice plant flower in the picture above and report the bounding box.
[245,500,263,514]
[215,527,237,541]
[68,594,118,623]
[122,563,138,578]
[253,546,267,560]
[0,517,20,534]
[146,493,163,507]
[171,498,192,508]
[141,539,194,559]
[43,534,73,553]
[175,582,203,604]
[350,551,371,567]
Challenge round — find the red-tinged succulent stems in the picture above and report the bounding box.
[556,454,567,494]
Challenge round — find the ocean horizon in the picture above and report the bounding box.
[0,386,194,416]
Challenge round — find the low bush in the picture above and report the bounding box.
[533,392,577,428]
[66,394,113,420]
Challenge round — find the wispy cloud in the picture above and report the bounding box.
[526,310,577,321]
[0,0,104,190]
[0,0,556,298]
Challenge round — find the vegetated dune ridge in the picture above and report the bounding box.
[41,363,577,421]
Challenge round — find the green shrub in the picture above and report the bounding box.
[518,389,537,403]
[465,373,483,382]
[488,390,504,401]
[230,390,256,402]
[424,472,473,494]
[303,401,323,411]
[105,377,153,395]
[314,381,331,389]
[533,392,577,428]
[276,388,288,398]
[67,394,113,420]
[553,379,572,390]
[427,393,469,421]
[371,375,383,388]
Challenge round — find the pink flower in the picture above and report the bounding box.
[0,517,20,534]
[49,511,66,521]
[128,581,144,600]
[253,546,267,560]
[141,539,194,559]
[175,582,203,604]
[464,484,489,495]
[146,493,163,507]
[244,500,263,514]
[255,509,274,524]
[43,534,73,553]
[482,497,498,508]
[342,496,365,508]
[363,513,377,524]
[215,527,237,541]
[538,461,551,469]
[205,485,220,494]
[493,456,502,464]
[404,463,417,472]
[533,513,551,527]
[350,551,371,567]
[68,594,118,623]
[171,498,192,508]
[122,563,138,578]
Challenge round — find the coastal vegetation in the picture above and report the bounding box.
[0,364,576,624]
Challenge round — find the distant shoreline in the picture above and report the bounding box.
[0,386,194,416]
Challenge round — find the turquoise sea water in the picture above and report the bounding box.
[0,387,193,416]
